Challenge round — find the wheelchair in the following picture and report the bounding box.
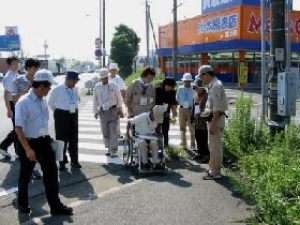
[121,131,167,174]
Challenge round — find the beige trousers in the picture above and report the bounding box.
[100,107,119,153]
[138,139,159,164]
[179,108,195,148]
[208,116,225,175]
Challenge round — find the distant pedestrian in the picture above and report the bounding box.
[93,68,124,157]
[108,63,126,136]
[108,63,126,99]
[192,78,209,163]
[12,58,42,179]
[15,70,73,215]
[176,73,195,150]
[198,65,228,180]
[155,77,177,147]
[48,71,81,171]
[125,66,156,117]
[0,56,19,159]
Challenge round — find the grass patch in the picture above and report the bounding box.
[165,145,183,160]
[225,94,300,225]
[124,70,165,87]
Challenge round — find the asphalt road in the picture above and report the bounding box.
[0,77,254,225]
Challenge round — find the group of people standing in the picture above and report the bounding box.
[0,56,227,215]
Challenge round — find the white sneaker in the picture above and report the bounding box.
[0,149,11,159]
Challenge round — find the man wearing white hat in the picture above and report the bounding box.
[126,104,168,168]
[15,70,73,215]
[93,68,124,157]
[176,73,196,150]
[198,65,228,180]
[108,63,125,99]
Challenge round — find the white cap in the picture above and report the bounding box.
[108,63,119,71]
[33,69,57,85]
[181,73,193,81]
[153,104,168,124]
[99,68,109,79]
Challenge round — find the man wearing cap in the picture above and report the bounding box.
[12,58,42,179]
[48,71,81,170]
[93,68,124,157]
[126,104,168,168]
[15,70,73,215]
[176,73,196,150]
[108,63,126,99]
[198,65,228,180]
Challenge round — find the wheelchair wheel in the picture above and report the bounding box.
[123,138,133,166]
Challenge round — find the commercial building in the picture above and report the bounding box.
[157,0,300,85]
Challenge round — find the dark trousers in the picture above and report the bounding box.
[17,136,61,209]
[195,129,210,157]
[0,101,17,151]
[54,109,78,164]
[162,117,170,146]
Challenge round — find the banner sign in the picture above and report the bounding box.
[201,0,273,15]
[238,62,248,88]
[0,35,20,51]
[198,13,238,33]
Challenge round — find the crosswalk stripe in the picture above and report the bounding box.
[78,153,124,165]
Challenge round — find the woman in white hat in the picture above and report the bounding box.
[176,73,196,150]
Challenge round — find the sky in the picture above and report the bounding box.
[0,0,299,61]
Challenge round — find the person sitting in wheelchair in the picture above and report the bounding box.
[126,104,168,169]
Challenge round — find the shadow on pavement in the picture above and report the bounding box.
[102,164,135,184]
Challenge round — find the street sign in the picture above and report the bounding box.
[0,35,20,51]
[95,49,102,57]
[5,26,18,35]
[95,37,102,49]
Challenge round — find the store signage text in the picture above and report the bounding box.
[198,13,238,34]
[248,13,300,37]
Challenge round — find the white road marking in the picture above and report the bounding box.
[0,187,18,197]
[78,153,124,164]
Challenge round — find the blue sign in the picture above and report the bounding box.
[0,35,20,51]
[201,0,273,15]
[95,49,102,57]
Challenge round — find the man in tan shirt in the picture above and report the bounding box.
[198,65,227,180]
[93,68,124,157]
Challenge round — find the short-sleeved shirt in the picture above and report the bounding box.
[207,77,227,112]
[109,74,125,91]
[12,74,31,97]
[176,86,194,108]
[2,70,18,101]
[130,112,157,135]
[48,84,79,111]
[15,89,49,138]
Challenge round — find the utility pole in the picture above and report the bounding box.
[99,0,102,68]
[146,0,150,65]
[268,0,286,134]
[103,0,106,67]
[173,0,178,80]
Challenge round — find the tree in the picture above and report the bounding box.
[110,24,140,77]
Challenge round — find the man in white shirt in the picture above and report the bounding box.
[0,56,19,159]
[93,68,124,157]
[108,63,125,99]
[48,71,81,170]
[126,104,168,168]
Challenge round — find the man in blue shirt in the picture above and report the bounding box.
[176,73,195,150]
[15,70,73,215]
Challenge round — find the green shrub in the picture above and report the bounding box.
[124,70,165,88]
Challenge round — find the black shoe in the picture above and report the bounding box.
[105,152,111,156]
[18,205,31,214]
[50,205,73,215]
[31,170,42,180]
[71,163,82,169]
[59,163,67,171]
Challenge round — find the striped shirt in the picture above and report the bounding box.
[12,74,31,96]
